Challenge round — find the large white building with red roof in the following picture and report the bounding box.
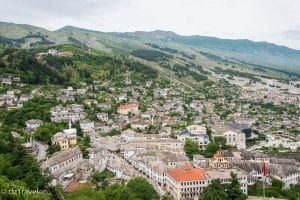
[166,164,209,200]
[166,151,248,200]
[117,102,139,115]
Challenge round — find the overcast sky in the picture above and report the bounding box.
[0,0,300,49]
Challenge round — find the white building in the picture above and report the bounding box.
[166,163,248,200]
[41,148,82,186]
[121,129,170,142]
[206,169,248,194]
[177,125,210,149]
[80,120,95,132]
[96,112,109,122]
[50,104,85,122]
[234,160,299,190]
[48,49,58,55]
[269,164,299,189]
[25,119,43,131]
[166,164,209,200]
[118,93,127,102]
[211,124,246,149]
[190,100,203,111]
[1,78,12,85]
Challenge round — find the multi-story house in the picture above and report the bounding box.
[117,102,139,115]
[211,124,246,149]
[25,119,43,131]
[177,125,210,149]
[96,112,109,122]
[166,164,209,200]
[52,122,77,150]
[41,148,82,186]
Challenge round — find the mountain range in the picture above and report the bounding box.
[0,21,299,73]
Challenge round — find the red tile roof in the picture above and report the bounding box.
[118,103,138,110]
[64,181,92,193]
[166,164,208,182]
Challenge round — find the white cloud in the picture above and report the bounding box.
[0,0,299,49]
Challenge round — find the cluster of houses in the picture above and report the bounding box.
[0,90,32,110]
[21,83,296,198]
[1,73,299,199]
[39,117,299,198]
[0,76,22,85]
[50,104,86,122]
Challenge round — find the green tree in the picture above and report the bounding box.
[126,177,159,200]
[91,169,115,184]
[0,175,51,200]
[66,187,105,200]
[214,136,227,149]
[47,185,65,200]
[287,184,300,200]
[2,96,56,128]
[202,142,218,158]
[161,194,174,200]
[0,132,48,191]
[102,184,131,200]
[200,179,228,200]
[184,139,199,159]
[107,129,121,136]
[47,144,61,155]
[271,178,283,190]
[226,173,246,200]
[34,122,66,144]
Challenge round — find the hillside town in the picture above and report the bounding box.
[0,68,299,200]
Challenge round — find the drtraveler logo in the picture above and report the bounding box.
[0,188,46,196]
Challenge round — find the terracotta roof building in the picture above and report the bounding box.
[166,164,209,200]
[117,102,139,115]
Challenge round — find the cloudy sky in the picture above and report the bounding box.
[0,0,300,49]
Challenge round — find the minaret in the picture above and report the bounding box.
[69,120,72,129]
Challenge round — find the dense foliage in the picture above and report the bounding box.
[1,97,56,128]
[0,46,159,86]
[0,131,49,199]
[160,63,208,82]
[200,142,219,158]
[145,43,196,59]
[66,177,159,200]
[248,179,300,199]
[132,49,173,62]
[91,169,115,184]
[214,136,228,149]
[0,48,66,84]
[200,173,246,200]
[184,139,199,159]
[34,122,66,144]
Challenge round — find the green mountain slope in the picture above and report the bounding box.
[0,21,299,74]
[123,30,300,71]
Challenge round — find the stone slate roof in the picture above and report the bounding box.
[232,161,299,178]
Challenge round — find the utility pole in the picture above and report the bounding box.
[262,160,267,200]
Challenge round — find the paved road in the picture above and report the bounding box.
[33,140,48,162]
